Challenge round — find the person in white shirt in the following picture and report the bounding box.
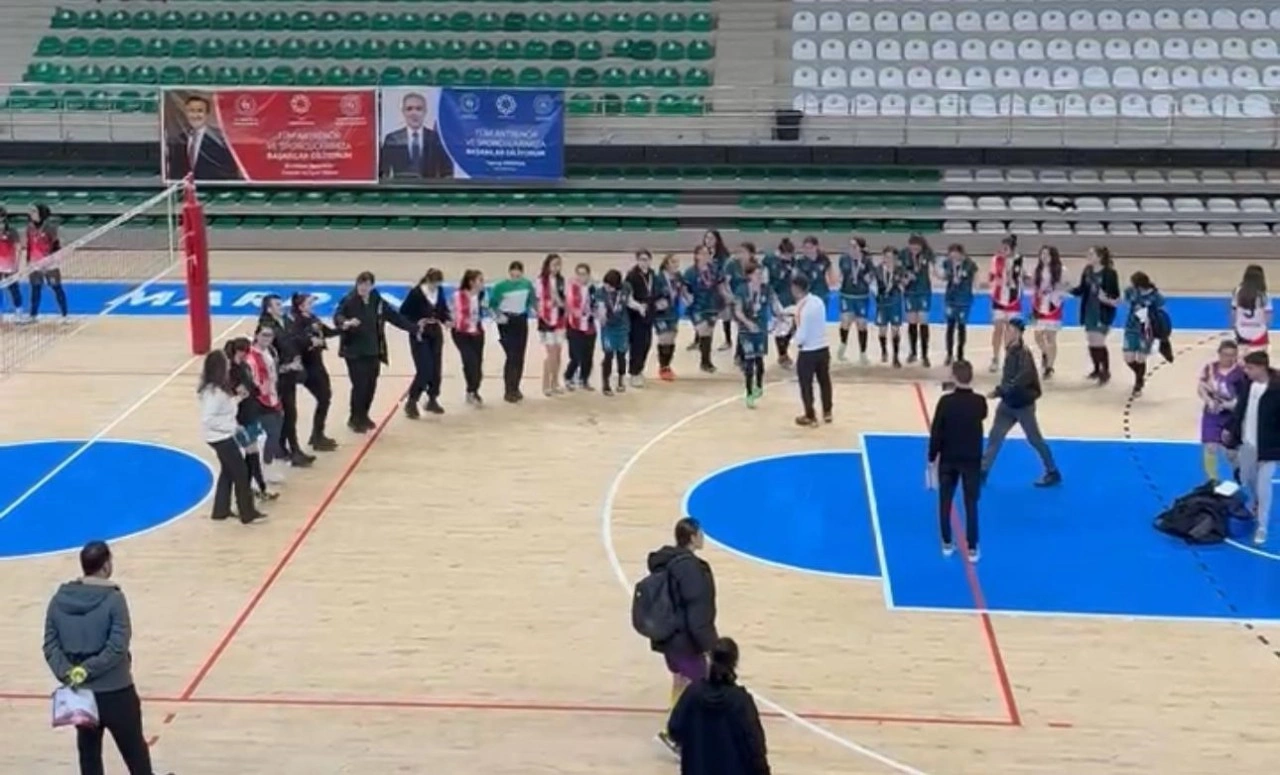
[1231,265,1271,352]
[1225,350,1280,545]
[789,274,833,427]
[198,351,265,524]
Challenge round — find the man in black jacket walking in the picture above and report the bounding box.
[981,319,1061,487]
[929,360,988,560]
[625,250,656,387]
[333,272,419,433]
[1224,350,1280,545]
[647,517,717,756]
[43,541,172,775]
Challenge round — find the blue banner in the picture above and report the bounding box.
[377,87,563,182]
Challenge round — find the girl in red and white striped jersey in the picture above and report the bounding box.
[451,269,487,406]
[563,262,598,391]
[246,325,288,485]
[25,203,68,323]
[0,207,24,321]
[987,234,1023,373]
[536,253,567,396]
[1231,264,1271,353]
[1030,245,1067,379]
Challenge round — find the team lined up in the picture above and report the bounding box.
[0,204,70,323]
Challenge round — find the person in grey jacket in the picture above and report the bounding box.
[43,541,170,775]
[981,318,1062,488]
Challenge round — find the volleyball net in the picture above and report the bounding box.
[0,179,211,377]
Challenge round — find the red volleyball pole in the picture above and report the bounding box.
[181,175,212,355]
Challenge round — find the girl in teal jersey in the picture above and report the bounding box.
[837,237,875,364]
[941,243,978,366]
[874,246,907,368]
[762,237,799,369]
[652,252,683,381]
[682,244,721,373]
[900,234,935,367]
[596,268,645,396]
[702,229,733,351]
[734,261,772,408]
[1122,271,1165,398]
[800,236,835,308]
[721,242,752,367]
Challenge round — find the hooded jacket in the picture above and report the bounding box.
[646,545,717,657]
[43,578,135,693]
[668,678,771,775]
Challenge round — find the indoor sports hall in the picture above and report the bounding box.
[1,240,1279,774]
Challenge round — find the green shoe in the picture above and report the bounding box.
[745,391,758,409]
[752,386,764,400]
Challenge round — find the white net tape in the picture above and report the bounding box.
[0,182,183,377]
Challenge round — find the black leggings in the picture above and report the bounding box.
[76,685,154,775]
[627,318,652,376]
[302,360,333,440]
[408,333,443,403]
[565,328,596,384]
[208,437,255,518]
[601,349,626,385]
[1,274,20,310]
[278,373,302,458]
[30,268,67,318]
[498,316,529,396]
[452,330,485,393]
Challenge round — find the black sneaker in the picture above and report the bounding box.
[823,413,833,424]
[347,419,367,434]
[240,512,267,525]
[602,385,614,397]
[290,452,315,468]
[795,416,818,427]
[426,399,445,415]
[921,355,931,369]
[1034,470,1062,488]
[504,392,519,403]
[254,490,280,502]
[211,513,232,521]
[699,363,716,374]
[310,436,338,451]
[404,402,421,419]
[616,380,627,393]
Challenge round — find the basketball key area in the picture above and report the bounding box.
[4,253,1280,773]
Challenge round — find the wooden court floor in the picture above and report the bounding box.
[0,251,1278,774]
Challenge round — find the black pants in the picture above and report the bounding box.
[565,328,596,384]
[452,330,484,393]
[209,437,255,518]
[302,359,332,441]
[345,355,381,424]
[1,273,21,309]
[938,461,981,551]
[407,333,443,404]
[278,373,302,457]
[795,347,833,420]
[30,267,67,318]
[76,685,153,775]
[498,316,529,396]
[627,318,653,376]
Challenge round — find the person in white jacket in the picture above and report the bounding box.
[199,350,266,524]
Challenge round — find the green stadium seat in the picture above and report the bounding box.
[104,64,130,84]
[291,11,317,31]
[655,66,680,87]
[490,67,515,86]
[630,40,657,60]
[424,12,447,31]
[131,64,158,84]
[636,11,660,32]
[578,40,603,60]
[159,65,185,85]
[372,12,396,32]
[379,66,405,86]
[396,13,422,32]
[80,10,105,29]
[600,93,623,115]
[297,65,324,86]
[572,66,599,87]
[353,66,378,86]
[238,11,264,32]
[688,40,715,61]
[105,10,129,30]
[343,11,369,31]
[517,67,543,86]
[546,67,570,87]
[661,12,687,32]
[523,40,548,60]
[35,36,62,57]
[477,11,501,31]
[462,67,487,86]
[689,12,714,32]
[199,38,226,59]
[449,11,475,31]
[317,10,341,31]
[51,8,77,30]
[406,66,432,85]
[307,39,333,59]
[555,12,580,32]
[659,41,686,61]
[418,40,441,59]
[264,10,289,31]
[76,64,104,84]
[63,36,90,57]
[188,65,213,85]
[584,11,607,32]
[496,40,521,60]
[117,37,143,57]
[242,66,268,86]
[610,12,634,32]
[172,38,198,58]
[684,94,706,115]
[61,89,86,111]
[656,93,683,115]
[135,10,159,30]
[211,11,236,31]
[268,65,295,86]
[443,39,467,60]
[214,66,240,85]
[630,66,655,87]
[504,12,528,31]
[529,12,553,33]
[387,39,413,60]
[685,66,711,87]
[185,11,210,31]
[254,39,279,59]
[601,67,626,87]
[333,39,359,60]
[435,67,459,85]
[470,40,494,60]
[361,39,387,59]
[227,39,252,59]
[550,40,575,60]
[324,65,351,86]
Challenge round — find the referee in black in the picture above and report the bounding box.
[927,360,987,561]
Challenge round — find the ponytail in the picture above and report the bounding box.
[707,637,740,686]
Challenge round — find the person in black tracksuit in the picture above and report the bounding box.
[668,637,771,775]
[625,249,656,386]
[333,271,419,433]
[648,518,718,755]
[289,292,339,451]
[928,359,988,559]
[258,295,314,468]
[398,268,450,418]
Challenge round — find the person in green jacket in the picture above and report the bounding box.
[490,260,536,403]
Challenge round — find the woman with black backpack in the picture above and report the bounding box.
[668,637,771,775]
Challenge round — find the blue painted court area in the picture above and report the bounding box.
[683,451,879,578]
[863,434,1280,621]
[0,440,212,559]
[0,280,1236,328]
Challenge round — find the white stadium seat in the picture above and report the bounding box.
[850,66,875,88]
[793,66,819,88]
[969,94,998,116]
[1077,38,1103,60]
[1042,10,1067,31]
[878,66,904,88]
[1098,9,1124,31]
[1154,9,1181,31]
[1241,8,1268,30]
[852,93,878,116]
[1013,11,1037,32]
[1212,9,1239,30]
[819,39,845,60]
[1134,38,1161,60]
[929,10,953,32]
[847,11,871,32]
[1089,94,1118,115]
[880,93,907,115]
[1069,10,1095,31]
[848,39,873,60]
[1048,39,1074,61]
[792,12,816,33]
[792,39,817,61]
[1223,38,1249,60]
[932,39,959,60]
[821,93,850,115]
[819,10,844,32]
[957,11,982,32]
[1126,10,1153,30]
[1241,197,1272,213]
[986,11,1011,32]
[820,66,848,88]
[1164,39,1189,60]
[1174,222,1207,237]
[875,39,902,61]
[1184,9,1210,30]
[793,93,819,115]
[1173,197,1206,213]
[909,94,936,115]
[906,66,932,88]
[903,11,926,32]
[1252,39,1279,59]
[904,39,930,61]
[874,10,899,32]
[1239,223,1271,238]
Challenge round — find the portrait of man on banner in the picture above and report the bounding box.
[379,89,454,181]
[163,91,243,182]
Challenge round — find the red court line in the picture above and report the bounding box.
[911,382,1024,727]
[176,387,409,703]
[0,690,1013,728]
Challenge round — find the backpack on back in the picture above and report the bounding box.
[632,557,684,642]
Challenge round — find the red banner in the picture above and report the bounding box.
[162,89,377,184]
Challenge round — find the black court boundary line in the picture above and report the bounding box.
[1120,331,1280,661]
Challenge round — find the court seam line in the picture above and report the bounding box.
[0,317,248,523]
[601,383,935,775]
[911,383,1024,728]
[175,383,411,704]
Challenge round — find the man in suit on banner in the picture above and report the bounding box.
[379,91,453,180]
[166,93,242,182]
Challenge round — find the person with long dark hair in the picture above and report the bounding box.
[490,260,535,403]
[762,238,799,369]
[198,350,265,524]
[224,336,277,502]
[625,249,657,386]
[25,202,68,323]
[1071,245,1120,384]
[899,234,934,367]
[941,243,978,366]
[734,261,771,409]
[987,235,1023,374]
[289,292,339,450]
[534,253,567,395]
[873,246,907,368]
[836,236,874,364]
[667,637,770,775]
[682,245,721,374]
[333,270,419,432]
[564,262,597,390]
[1030,245,1066,379]
[1231,264,1271,353]
[1122,271,1165,398]
[246,324,289,485]
[701,229,732,351]
[597,268,644,396]
[451,268,488,406]
[652,253,684,381]
[0,207,24,321]
[399,268,449,417]
[1198,340,1243,482]
[258,294,314,468]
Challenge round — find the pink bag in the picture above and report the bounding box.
[51,686,99,729]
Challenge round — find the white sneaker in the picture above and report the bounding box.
[564,381,577,393]
[988,359,1000,374]
[59,316,74,326]
[859,353,870,366]
[264,462,287,485]
[838,343,847,362]
[1254,525,1269,546]
[630,374,645,388]
[942,542,955,557]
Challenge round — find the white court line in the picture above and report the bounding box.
[859,435,898,609]
[678,449,879,582]
[0,316,248,523]
[0,438,215,562]
[892,603,1280,626]
[600,384,934,775]
[1224,539,1280,562]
